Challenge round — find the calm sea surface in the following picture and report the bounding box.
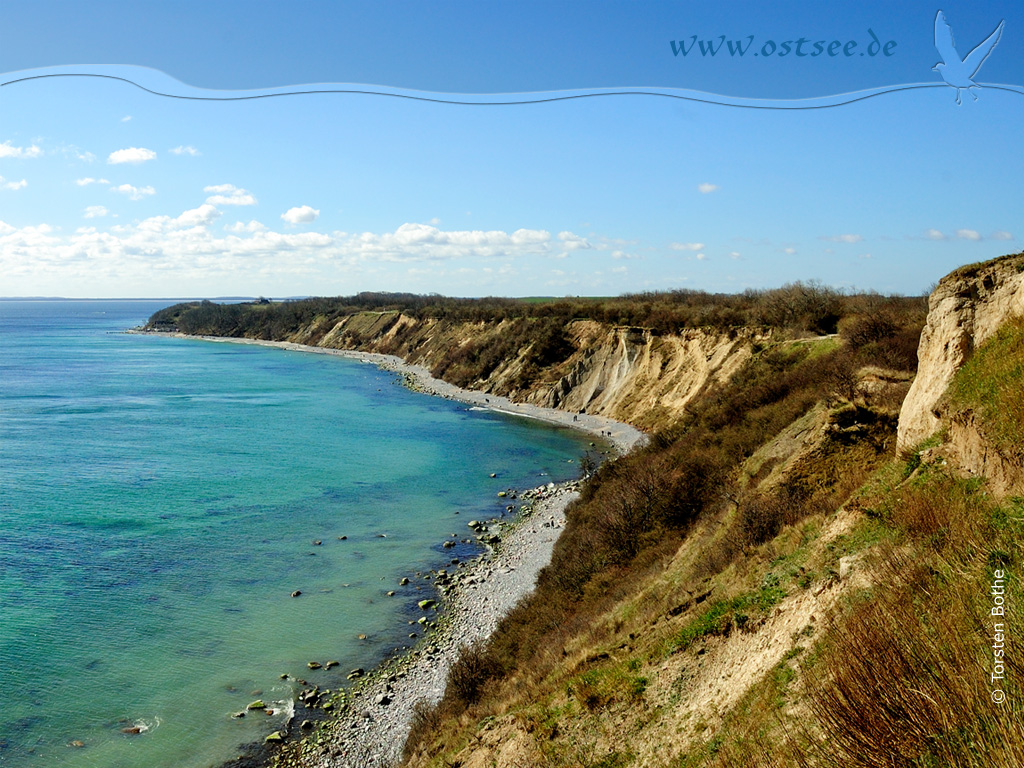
[0,301,592,768]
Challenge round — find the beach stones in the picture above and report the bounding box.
[347,668,365,679]
[417,599,436,610]
[399,577,410,586]
[325,660,339,669]
[291,590,302,597]
[307,661,322,669]
[247,700,266,710]
[264,731,284,743]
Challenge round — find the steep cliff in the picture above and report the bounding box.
[895,252,1024,496]
[897,252,1024,452]
[221,310,761,432]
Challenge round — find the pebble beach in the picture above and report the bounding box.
[155,334,645,768]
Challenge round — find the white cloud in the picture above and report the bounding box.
[121,116,132,123]
[696,253,707,260]
[822,233,864,243]
[171,145,200,156]
[926,228,947,241]
[76,177,110,186]
[111,183,156,200]
[204,184,257,206]
[0,176,27,191]
[992,231,1014,241]
[697,183,719,194]
[956,229,982,241]
[670,242,704,251]
[174,204,221,228]
[729,251,741,259]
[0,141,42,159]
[107,147,156,165]
[858,253,873,259]
[558,231,591,251]
[428,217,441,225]
[281,205,320,224]
[226,220,268,233]
[83,205,108,219]
[783,247,797,255]
[0,217,609,294]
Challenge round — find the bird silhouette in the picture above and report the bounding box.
[933,10,1005,104]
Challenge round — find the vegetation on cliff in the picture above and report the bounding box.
[147,287,923,431]
[399,309,930,767]
[142,278,1024,767]
[388,270,1022,768]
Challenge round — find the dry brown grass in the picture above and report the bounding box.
[794,473,1024,768]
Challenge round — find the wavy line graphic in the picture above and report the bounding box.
[2,65,1022,109]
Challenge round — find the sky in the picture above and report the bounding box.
[0,0,1022,298]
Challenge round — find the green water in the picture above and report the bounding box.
[0,301,594,767]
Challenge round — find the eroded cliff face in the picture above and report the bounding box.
[532,321,756,429]
[897,253,1024,453]
[282,312,760,431]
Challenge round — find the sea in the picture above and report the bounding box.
[0,300,596,768]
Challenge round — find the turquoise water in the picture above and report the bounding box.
[0,301,593,768]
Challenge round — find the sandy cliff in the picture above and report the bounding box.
[897,253,1024,453]
[286,313,760,432]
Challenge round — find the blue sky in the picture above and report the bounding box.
[1,0,1021,298]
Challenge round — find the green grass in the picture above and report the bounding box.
[668,579,787,653]
[947,314,1024,453]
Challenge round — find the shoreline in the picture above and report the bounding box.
[279,480,582,768]
[152,332,647,455]
[137,331,646,767]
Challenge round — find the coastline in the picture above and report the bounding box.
[140,331,646,768]
[160,333,647,455]
[280,481,581,768]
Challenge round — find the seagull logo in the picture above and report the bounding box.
[933,10,1005,104]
